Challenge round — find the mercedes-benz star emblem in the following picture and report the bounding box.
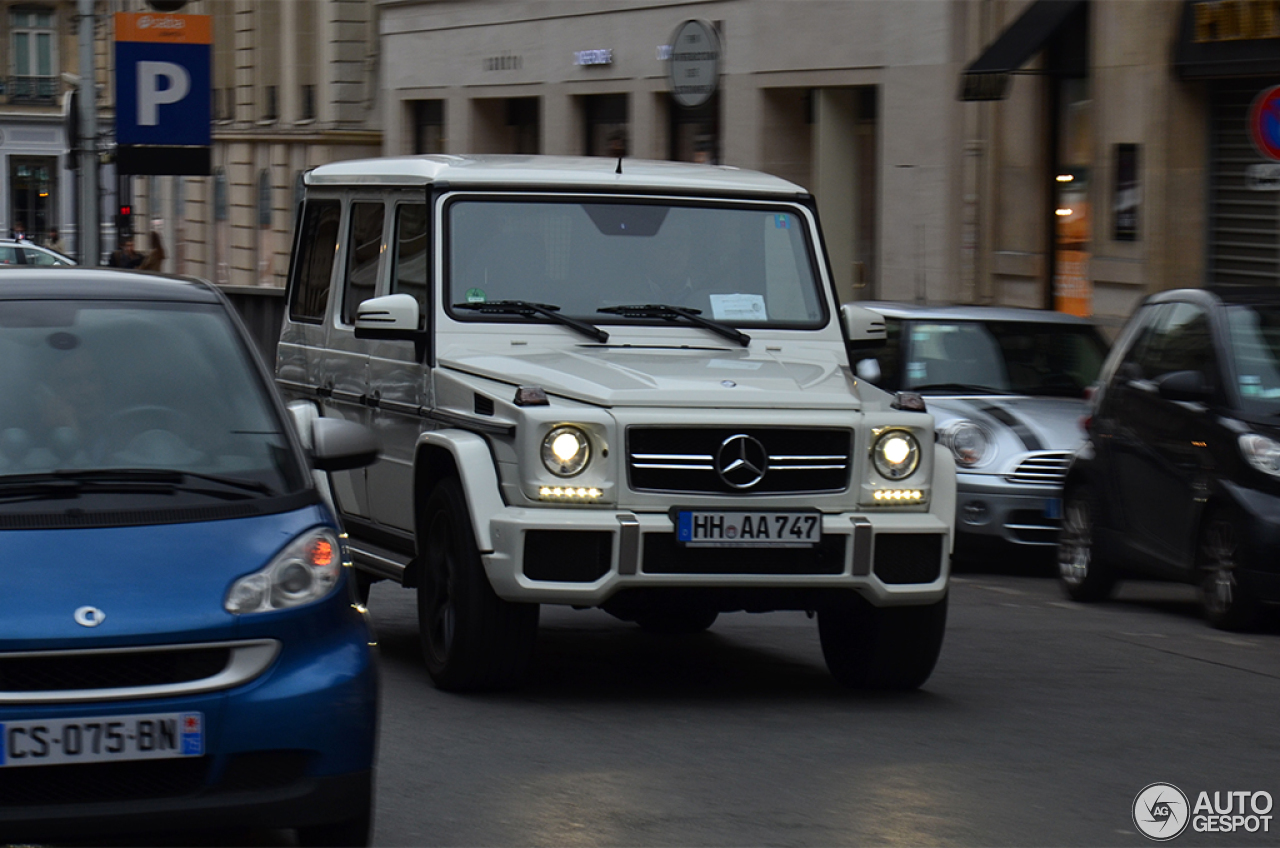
[74,606,106,628]
[716,434,768,489]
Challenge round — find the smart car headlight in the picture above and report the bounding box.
[225,528,341,613]
[939,419,991,468]
[873,429,921,480]
[541,425,591,477]
[1240,433,1280,479]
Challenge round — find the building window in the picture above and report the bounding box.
[583,94,628,157]
[9,8,57,104]
[263,85,278,122]
[300,85,316,121]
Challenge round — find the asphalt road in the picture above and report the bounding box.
[362,565,1280,847]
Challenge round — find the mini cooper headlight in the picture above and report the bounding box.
[542,425,591,477]
[1240,433,1280,478]
[873,429,921,480]
[225,528,342,613]
[940,419,991,467]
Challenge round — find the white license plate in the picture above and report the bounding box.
[676,510,821,548]
[0,712,204,767]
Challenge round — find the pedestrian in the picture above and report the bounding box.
[108,236,143,269]
[138,230,165,272]
[11,221,29,243]
[45,228,66,255]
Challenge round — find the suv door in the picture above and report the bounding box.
[365,198,430,533]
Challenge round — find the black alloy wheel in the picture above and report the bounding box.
[1058,485,1118,602]
[1198,509,1260,632]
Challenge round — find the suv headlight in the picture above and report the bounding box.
[225,528,342,613]
[1240,433,1280,478]
[939,419,991,468]
[542,425,591,477]
[873,429,921,480]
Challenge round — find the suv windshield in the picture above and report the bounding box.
[904,320,1108,397]
[447,198,826,329]
[1227,303,1280,414]
[0,300,304,502]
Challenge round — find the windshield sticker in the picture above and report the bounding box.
[774,214,791,230]
[710,294,766,322]
[710,358,763,371]
[908,361,927,380]
[465,288,486,303]
[1241,375,1262,396]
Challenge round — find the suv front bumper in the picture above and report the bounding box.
[482,508,951,608]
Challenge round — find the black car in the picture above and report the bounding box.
[1060,287,1280,629]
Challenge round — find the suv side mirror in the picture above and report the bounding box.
[1156,370,1211,403]
[841,304,886,348]
[354,293,420,339]
[311,417,380,471]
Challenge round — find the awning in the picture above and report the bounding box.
[1174,0,1280,79]
[959,0,1087,101]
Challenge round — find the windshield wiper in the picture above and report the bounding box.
[0,469,272,502]
[453,300,609,343]
[597,304,751,347]
[911,383,1011,395]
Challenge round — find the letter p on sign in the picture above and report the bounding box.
[137,61,190,126]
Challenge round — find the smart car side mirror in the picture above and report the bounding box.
[310,417,380,471]
[1156,370,1212,403]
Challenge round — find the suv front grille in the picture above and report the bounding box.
[1006,452,1072,486]
[628,427,852,495]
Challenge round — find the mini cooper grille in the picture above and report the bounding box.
[1006,452,1073,486]
[0,647,230,693]
[628,427,852,495]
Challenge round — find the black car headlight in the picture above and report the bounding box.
[873,429,921,480]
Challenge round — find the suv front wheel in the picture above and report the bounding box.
[818,594,947,690]
[417,477,539,690]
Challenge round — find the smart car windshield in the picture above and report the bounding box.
[0,300,305,502]
[447,198,826,329]
[1226,303,1280,414]
[904,320,1108,397]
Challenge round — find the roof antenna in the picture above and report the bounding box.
[615,156,623,175]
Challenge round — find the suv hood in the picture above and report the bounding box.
[0,506,328,650]
[439,342,862,409]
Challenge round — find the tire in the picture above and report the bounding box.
[417,477,539,691]
[635,608,719,634]
[295,773,373,847]
[817,595,947,690]
[1198,508,1261,632]
[1058,485,1118,602]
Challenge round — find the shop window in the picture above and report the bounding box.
[669,93,720,164]
[414,100,444,154]
[583,94,628,157]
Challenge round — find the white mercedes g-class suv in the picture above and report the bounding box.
[278,155,955,691]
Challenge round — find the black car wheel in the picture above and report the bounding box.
[1058,485,1118,602]
[1198,509,1260,631]
[417,476,539,690]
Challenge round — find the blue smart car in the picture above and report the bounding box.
[0,270,379,845]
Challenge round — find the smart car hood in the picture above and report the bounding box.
[928,395,1090,452]
[438,342,861,409]
[0,506,329,650]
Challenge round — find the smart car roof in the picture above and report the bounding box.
[304,154,811,198]
[0,269,221,303]
[859,301,1097,325]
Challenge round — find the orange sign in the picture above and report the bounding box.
[1054,249,1092,317]
[115,12,211,45]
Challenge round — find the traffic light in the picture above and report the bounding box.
[117,204,133,236]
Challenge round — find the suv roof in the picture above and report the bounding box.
[0,268,219,303]
[305,154,812,198]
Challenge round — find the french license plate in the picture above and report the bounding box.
[676,510,821,548]
[0,712,204,767]
[1045,498,1063,520]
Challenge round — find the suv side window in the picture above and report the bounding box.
[342,202,386,325]
[392,203,428,322]
[289,199,341,323]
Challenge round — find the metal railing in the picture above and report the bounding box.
[5,76,59,104]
